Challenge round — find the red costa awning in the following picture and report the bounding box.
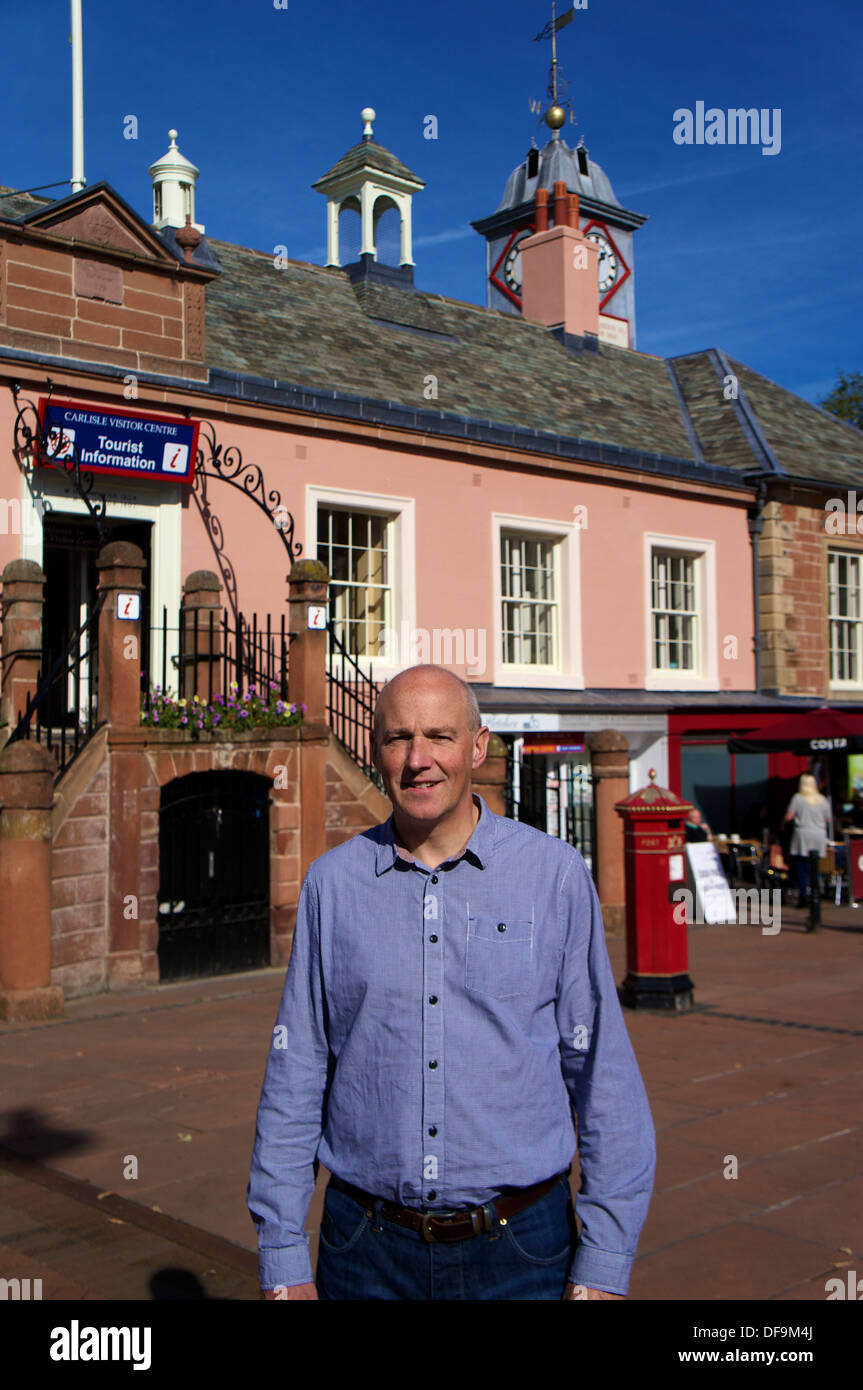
[728,707,863,754]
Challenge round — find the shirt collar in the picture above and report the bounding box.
[374,793,493,875]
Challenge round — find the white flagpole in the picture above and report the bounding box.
[70,0,85,190]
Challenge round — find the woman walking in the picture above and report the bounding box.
[782,773,832,908]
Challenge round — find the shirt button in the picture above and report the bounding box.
[431,875,439,884]
[497,922,507,932]
[429,995,438,1005]
[428,1190,437,1200]
[428,1126,437,1136]
[429,934,438,943]
[429,1060,438,1069]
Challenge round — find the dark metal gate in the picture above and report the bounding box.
[157,770,270,982]
[504,744,597,879]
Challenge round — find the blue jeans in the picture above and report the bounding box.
[315,1171,577,1300]
[792,854,822,903]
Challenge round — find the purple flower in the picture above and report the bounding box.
[153,713,159,724]
[181,716,188,725]
[269,681,278,690]
[276,701,284,714]
[249,684,257,695]
[301,701,307,713]
[240,709,249,718]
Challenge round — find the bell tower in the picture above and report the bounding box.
[312,109,425,288]
[471,134,646,347]
[471,10,647,347]
[148,129,204,233]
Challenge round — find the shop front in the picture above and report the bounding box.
[668,709,809,841]
[481,702,669,877]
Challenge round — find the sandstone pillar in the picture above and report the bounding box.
[589,729,629,934]
[472,733,509,816]
[287,560,329,881]
[97,542,146,988]
[0,559,45,736]
[181,570,223,704]
[0,740,63,1020]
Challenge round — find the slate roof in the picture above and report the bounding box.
[312,140,424,189]
[495,135,637,222]
[670,350,863,485]
[0,185,53,219]
[2,178,860,490]
[204,239,697,463]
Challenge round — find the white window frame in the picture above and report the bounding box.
[306,484,416,679]
[827,547,863,690]
[492,512,582,689]
[644,533,717,691]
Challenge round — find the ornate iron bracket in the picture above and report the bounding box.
[11,380,110,546]
[192,420,302,623]
[9,388,302,630]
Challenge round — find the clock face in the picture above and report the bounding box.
[503,235,528,296]
[585,229,619,294]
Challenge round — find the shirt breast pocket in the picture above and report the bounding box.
[465,913,534,1000]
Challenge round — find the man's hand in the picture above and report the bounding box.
[562,1282,624,1300]
[262,1282,319,1300]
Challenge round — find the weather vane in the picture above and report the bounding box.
[531,2,581,135]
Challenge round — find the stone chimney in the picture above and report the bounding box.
[519,180,599,340]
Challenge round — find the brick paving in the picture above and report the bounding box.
[0,902,860,1300]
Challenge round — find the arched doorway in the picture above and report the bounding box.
[157,769,270,981]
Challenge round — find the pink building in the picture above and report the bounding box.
[2,106,851,997]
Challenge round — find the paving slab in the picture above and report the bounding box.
[0,905,860,1300]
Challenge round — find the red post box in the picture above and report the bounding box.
[614,769,695,1011]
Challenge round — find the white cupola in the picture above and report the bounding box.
[148,129,204,233]
[312,108,424,277]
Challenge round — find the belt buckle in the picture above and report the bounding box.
[474,1203,493,1235]
[419,1211,440,1243]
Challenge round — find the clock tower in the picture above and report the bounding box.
[471,132,647,348]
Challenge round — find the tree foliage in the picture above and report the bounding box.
[819,370,863,429]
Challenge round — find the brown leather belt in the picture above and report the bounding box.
[330,1171,563,1243]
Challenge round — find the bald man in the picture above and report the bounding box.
[247,664,655,1300]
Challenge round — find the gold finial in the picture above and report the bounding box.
[533,2,576,136]
[648,768,657,782]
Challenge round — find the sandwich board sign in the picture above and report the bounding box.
[685,841,736,924]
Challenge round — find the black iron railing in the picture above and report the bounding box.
[326,622,383,792]
[143,606,294,709]
[1,587,107,779]
[505,744,597,876]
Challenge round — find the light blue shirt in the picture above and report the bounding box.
[247,794,656,1295]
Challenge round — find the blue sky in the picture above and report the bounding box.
[1,0,860,405]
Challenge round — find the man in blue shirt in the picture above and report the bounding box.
[247,664,656,1300]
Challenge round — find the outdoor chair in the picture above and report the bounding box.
[818,844,846,906]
